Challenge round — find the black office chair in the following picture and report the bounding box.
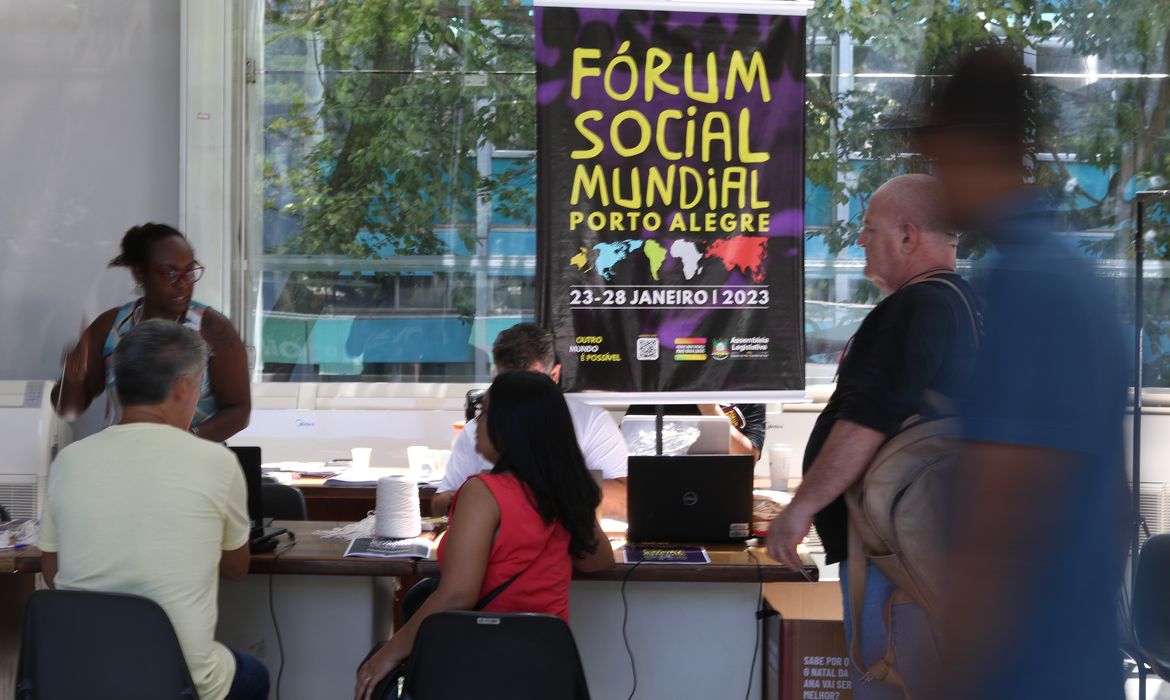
[391,611,590,699]
[402,578,441,624]
[262,483,308,520]
[1133,533,1170,680]
[16,589,197,699]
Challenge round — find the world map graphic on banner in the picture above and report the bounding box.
[569,237,769,283]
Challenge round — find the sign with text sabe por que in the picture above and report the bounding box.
[536,0,807,395]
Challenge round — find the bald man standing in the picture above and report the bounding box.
[768,174,981,699]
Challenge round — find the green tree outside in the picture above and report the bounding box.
[256,0,1170,383]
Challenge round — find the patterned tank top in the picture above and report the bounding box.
[102,298,218,429]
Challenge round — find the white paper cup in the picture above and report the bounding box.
[407,445,434,479]
[351,447,372,470]
[768,445,792,492]
[430,449,451,481]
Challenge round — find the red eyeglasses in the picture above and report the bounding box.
[153,262,205,286]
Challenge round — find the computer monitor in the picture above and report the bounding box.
[228,446,264,531]
[627,454,753,543]
[227,445,285,549]
[620,415,732,456]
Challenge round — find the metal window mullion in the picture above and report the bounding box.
[831,27,856,306]
[474,102,495,381]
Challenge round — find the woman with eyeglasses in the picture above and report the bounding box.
[50,223,251,441]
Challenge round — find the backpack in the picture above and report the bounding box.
[842,276,980,696]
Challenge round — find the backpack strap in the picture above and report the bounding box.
[909,275,981,421]
[918,276,981,347]
[848,528,915,699]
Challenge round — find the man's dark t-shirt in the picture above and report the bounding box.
[805,273,980,564]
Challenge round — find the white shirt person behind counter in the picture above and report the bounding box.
[430,323,628,519]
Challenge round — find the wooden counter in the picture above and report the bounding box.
[415,541,815,582]
[255,521,818,582]
[0,547,37,576]
[6,521,816,582]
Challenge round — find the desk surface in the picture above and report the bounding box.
[288,479,439,496]
[5,521,817,583]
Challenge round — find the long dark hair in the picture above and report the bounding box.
[483,371,601,559]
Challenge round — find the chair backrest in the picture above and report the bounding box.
[16,589,198,699]
[1134,533,1170,672]
[403,611,590,700]
[262,483,308,520]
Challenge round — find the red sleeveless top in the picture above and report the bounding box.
[437,473,573,622]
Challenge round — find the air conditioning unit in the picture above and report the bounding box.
[1138,482,1170,547]
[0,381,72,519]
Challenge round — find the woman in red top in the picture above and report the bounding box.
[355,371,615,700]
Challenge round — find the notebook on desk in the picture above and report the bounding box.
[622,545,710,564]
[228,445,287,549]
[627,454,754,544]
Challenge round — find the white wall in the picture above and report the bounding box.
[0,0,180,430]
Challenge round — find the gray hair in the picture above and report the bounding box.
[113,319,209,407]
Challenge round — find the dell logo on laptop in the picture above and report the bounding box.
[682,491,699,506]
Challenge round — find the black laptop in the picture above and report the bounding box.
[227,446,287,550]
[627,455,754,543]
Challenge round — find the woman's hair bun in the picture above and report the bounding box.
[108,223,185,269]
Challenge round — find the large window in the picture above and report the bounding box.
[245,1,1170,386]
[247,1,536,382]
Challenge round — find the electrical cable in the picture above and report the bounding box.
[54,357,70,420]
[746,550,765,700]
[621,559,644,700]
[269,533,296,700]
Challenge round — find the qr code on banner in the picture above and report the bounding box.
[636,337,659,361]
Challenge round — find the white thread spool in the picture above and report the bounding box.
[375,475,422,539]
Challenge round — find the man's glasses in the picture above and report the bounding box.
[153,262,205,286]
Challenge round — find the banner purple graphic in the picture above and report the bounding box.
[536,2,806,394]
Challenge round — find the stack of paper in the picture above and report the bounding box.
[324,467,402,487]
[261,461,345,478]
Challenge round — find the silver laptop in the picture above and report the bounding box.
[620,415,731,456]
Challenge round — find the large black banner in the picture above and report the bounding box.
[536,1,806,395]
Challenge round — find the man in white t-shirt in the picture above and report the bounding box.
[39,320,268,700]
[432,323,628,518]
